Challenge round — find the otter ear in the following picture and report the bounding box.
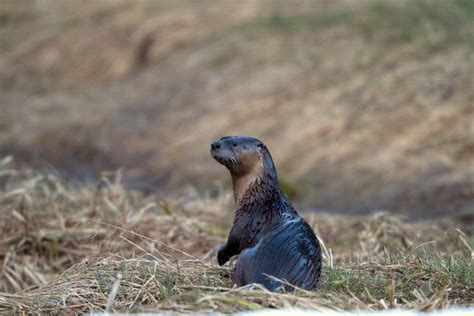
[259,144,275,171]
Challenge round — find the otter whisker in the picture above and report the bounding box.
[230,157,238,168]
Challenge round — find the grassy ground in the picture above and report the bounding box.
[0,1,473,313]
[0,158,472,313]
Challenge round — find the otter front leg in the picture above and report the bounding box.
[217,243,239,266]
[217,227,242,266]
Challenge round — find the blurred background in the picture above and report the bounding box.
[1,0,473,218]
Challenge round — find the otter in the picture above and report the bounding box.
[210,135,322,291]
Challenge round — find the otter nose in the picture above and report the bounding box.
[211,141,221,150]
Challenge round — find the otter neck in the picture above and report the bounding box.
[231,164,282,211]
[232,173,257,204]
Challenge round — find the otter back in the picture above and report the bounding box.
[234,218,321,291]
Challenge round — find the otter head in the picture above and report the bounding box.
[211,135,277,202]
[211,136,274,175]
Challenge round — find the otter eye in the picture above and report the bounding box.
[257,143,263,149]
[232,142,238,147]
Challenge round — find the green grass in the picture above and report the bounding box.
[279,176,300,200]
[241,0,474,51]
[322,254,472,306]
[242,7,349,33]
[358,0,474,50]
[0,4,36,26]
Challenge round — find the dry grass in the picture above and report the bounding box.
[0,158,472,313]
[1,0,473,216]
[0,1,473,313]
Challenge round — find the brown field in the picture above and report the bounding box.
[0,0,473,313]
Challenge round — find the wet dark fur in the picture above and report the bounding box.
[211,136,322,291]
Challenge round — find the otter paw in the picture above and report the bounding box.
[217,246,230,266]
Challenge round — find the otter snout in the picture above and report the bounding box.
[211,141,222,150]
[210,139,228,164]
[211,137,242,171]
[210,140,223,159]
